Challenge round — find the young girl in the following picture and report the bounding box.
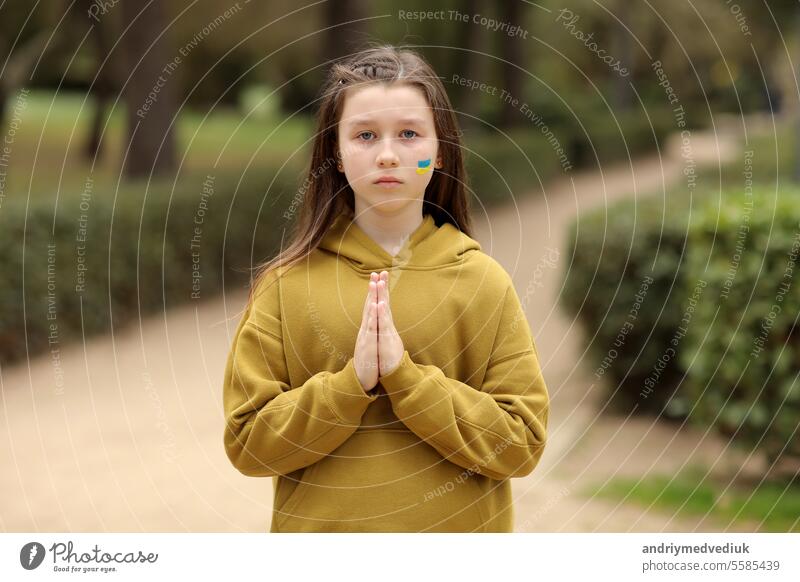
[222,44,549,533]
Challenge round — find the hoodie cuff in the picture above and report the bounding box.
[324,357,380,424]
[378,350,429,401]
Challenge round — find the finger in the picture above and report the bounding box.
[361,281,373,322]
[361,280,376,329]
[368,272,378,307]
[369,302,378,333]
[377,278,385,311]
[377,280,392,325]
[377,301,388,336]
[381,270,390,309]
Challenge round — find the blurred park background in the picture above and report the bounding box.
[0,0,798,532]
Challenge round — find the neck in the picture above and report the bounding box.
[353,202,425,256]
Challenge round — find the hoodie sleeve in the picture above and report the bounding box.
[222,277,379,477]
[379,282,549,481]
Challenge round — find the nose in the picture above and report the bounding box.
[376,137,399,167]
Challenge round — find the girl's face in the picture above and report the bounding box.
[337,82,442,214]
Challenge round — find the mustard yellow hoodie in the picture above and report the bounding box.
[222,212,549,532]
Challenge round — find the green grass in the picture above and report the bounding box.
[3,89,312,199]
[586,465,800,532]
[680,117,793,195]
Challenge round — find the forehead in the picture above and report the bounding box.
[339,83,433,127]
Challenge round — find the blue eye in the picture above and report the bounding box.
[356,130,418,141]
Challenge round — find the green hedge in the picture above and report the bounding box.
[559,189,694,416]
[466,128,566,208]
[465,103,675,208]
[4,138,561,367]
[0,167,299,366]
[559,103,676,169]
[561,184,800,464]
[680,187,800,465]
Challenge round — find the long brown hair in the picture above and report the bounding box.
[247,43,473,307]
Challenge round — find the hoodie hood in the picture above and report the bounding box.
[317,213,481,272]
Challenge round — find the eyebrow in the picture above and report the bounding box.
[345,116,427,127]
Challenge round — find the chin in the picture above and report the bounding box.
[364,197,412,213]
[375,199,411,212]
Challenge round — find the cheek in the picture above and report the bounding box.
[339,138,364,163]
[410,138,437,162]
[407,139,437,175]
[341,148,368,173]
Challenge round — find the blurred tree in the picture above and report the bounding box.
[455,0,488,131]
[0,1,56,134]
[121,0,176,179]
[322,0,371,62]
[305,0,371,109]
[168,0,253,109]
[780,3,800,182]
[75,0,117,161]
[498,0,523,129]
[607,0,634,112]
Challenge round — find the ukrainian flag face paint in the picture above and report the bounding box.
[416,158,432,174]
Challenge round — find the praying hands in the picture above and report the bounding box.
[354,270,405,392]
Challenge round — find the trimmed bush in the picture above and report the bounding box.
[559,189,695,416]
[0,166,300,366]
[466,128,567,208]
[559,103,676,169]
[560,181,800,466]
[465,100,675,209]
[680,187,800,465]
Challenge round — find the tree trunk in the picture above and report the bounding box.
[0,87,6,141]
[611,7,633,112]
[499,1,523,129]
[322,0,369,62]
[121,0,177,179]
[454,0,487,133]
[795,7,800,183]
[80,0,114,161]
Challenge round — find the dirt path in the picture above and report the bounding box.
[1,125,750,532]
